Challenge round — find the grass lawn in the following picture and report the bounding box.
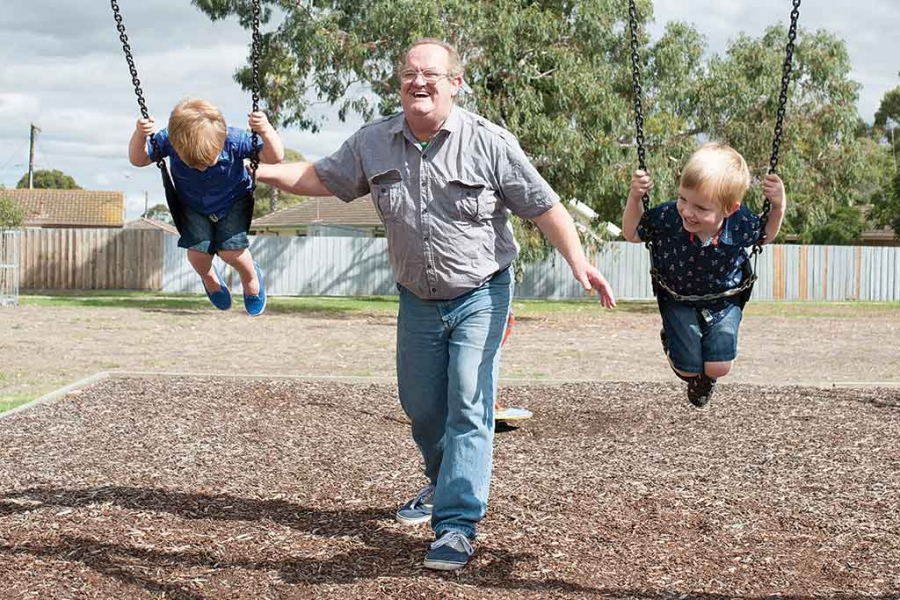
[19,291,900,319]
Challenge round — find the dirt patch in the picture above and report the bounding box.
[1,376,898,599]
[2,304,899,407]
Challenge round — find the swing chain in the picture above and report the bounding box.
[628,0,656,253]
[110,0,165,170]
[627,0,648,211]
[249,0,262,180]
[757,0,801,251]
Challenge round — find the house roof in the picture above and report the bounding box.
[5,188,124,228]
[124,217,178,235]
[252,195,382,228]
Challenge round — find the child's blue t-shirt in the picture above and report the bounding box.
[637,200,762,313]
[148,126,261,218]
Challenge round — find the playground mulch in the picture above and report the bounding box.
[1,376,898,599]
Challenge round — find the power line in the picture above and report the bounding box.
[0,139,28,173]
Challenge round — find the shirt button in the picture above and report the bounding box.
[427,265,434,270]
[423,235,429,241]
[431,287,436,293]
[423,207,428,213]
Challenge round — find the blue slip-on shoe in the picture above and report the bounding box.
[243,262,267,317]
[423,530,474,571]
[395,484,434,525]
[203,267,232,311]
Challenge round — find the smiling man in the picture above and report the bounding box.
[254,38,616,571]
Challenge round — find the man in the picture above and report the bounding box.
[254,38,616,571]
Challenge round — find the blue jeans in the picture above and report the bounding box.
[660,300,743,373]
[177,194,252,255]
[396,266,513,540]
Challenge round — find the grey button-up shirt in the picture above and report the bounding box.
[314,106,559,300]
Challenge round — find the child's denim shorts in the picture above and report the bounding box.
[177,194,252,255]
[659,300,743,374]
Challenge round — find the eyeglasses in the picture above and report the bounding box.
[399,68,451,84]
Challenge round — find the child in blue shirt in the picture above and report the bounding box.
[622,143,787,407]
[128,97,284,316]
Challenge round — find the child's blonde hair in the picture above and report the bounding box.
[168,98,227,170]
[679,142,751,212]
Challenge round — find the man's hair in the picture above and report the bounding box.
[399,38,463,77]
[168,98,227,170]
[679,142,751,212]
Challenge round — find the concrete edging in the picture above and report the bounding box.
[3,370,897,420]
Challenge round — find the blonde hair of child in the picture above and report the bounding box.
[679,143,751,213]
[167,98,227,170]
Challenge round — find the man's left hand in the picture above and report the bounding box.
[575,265,616,308]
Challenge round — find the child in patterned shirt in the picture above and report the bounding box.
[621,143,787,407]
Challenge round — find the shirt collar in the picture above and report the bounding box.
[393,105,461,138]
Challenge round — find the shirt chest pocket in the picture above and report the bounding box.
[371,169,405,222]
[449,179,498,222]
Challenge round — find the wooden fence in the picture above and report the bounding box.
[19,228,165,291]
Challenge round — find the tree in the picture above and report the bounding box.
[16,169,81,190]
[0,195,25,229]
[252,148,307,218]
[143,203,173,225]
[193,0,887,247]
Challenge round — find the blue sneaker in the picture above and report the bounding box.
[423,530,474,571]
[203,267,232,310]
[243,262,266,317]
[395,484,434,525]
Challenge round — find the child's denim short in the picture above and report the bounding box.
[659,299,743,374]
[177,194,252,255]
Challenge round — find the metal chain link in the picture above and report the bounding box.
[757,0,801,252]
[110,0,165,170]
[650,261,758,305]
[628,0,658,256]
[249,0,262,183]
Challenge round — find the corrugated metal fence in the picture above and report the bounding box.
[12,229,900,300]
[0,229,20,306]
[161,234,900,302]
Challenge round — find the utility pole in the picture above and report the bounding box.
[144,191,149,217]
[28,123,41,189]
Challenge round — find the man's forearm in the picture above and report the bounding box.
[256,161,333,197]
[531,203,588,270]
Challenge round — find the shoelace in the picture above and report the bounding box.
[411,484,435,508]
[429,530,474,556]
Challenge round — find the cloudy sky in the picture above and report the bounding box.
[1,0,897,220]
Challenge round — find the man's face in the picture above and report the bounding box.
[399,44,463,125]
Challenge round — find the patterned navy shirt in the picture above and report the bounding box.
[637,201,761,318]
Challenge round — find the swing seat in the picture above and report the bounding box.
[495,406,533,422]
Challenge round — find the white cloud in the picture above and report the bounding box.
[2,0,897,222]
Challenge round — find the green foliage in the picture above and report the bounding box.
[143,203,173,224]
[16,169,81,190]
[796,204,865,245]
[0,195,25,229]
[193,0,892,248]
[874,86,900,129]
[253,148,307,217]
[871,170,900,238]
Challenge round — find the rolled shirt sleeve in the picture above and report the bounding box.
[313,133,371,202]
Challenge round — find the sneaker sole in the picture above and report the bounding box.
[395,512,432,526]
[423,558,466,571]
